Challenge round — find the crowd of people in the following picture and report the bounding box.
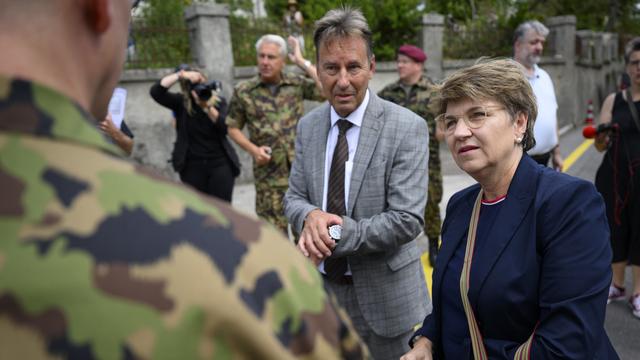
[1,0,638,359]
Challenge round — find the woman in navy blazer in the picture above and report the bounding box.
[401,59,618,359]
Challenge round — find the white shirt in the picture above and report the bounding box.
[318,89,369,275]
[527,64,559,155]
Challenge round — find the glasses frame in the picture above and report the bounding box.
[435,105,505,134]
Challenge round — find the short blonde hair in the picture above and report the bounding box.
[432,58,538,151]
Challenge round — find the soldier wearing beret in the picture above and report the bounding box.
[378,45,442,266]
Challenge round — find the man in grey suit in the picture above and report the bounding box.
[284,7,431,359]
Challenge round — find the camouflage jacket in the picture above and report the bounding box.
[227,72,323,186]
[0,77,368,359]
[377,77,441,172]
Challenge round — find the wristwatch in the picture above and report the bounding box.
[328,224,342,242]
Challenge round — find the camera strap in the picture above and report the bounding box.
[624,88,640,132]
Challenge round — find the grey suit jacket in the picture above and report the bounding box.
[284,92,431,337]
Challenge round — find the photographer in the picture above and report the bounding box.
[150,67,240,202]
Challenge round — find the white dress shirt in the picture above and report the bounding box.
[318,89,370,274]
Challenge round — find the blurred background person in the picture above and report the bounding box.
[402,59,616,359]
[378,44,442,266]
[594,37,640,319]
[284,0,305,54]
[513,20,564,171]
[150,66,240,202]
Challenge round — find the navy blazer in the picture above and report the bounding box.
[412,155,618,359]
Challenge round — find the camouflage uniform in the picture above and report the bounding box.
[227,72,323,234]
[0,77,368,359]
[378,77,442,242]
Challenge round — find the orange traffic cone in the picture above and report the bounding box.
[585,99,594,124]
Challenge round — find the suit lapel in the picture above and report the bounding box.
[347,91,384,216]
[433,188,477,301]
[310,104,331,207]
[467,156,539,307]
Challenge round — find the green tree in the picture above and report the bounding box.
[129,0,196,68]
[264,0,425,61]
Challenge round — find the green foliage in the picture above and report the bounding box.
[229,16,283,66]
[128,0,194,68]
[428,0,640,59]
[217,0,254,13]
[262,0,425,61]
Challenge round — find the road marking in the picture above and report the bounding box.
[563,139,594,172]
[421,253,433,294]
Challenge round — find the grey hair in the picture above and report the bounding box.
[255,34,287,58]
[624,37,640,64]
[514,20,549,43]
[313,6,373,61]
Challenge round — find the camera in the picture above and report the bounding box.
[192,80,222,101]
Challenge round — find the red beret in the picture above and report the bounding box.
[398,45,427,63]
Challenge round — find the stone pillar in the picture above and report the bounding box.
[421,13,445,81]
[185,3,234,99]
[546,16,576,62]
[546,16,578,127]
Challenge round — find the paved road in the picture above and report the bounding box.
[231,125,639,359]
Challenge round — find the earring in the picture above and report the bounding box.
[515,137,523,144]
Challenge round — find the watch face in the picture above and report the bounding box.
[328,224,342,241]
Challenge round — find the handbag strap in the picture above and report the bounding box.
[624,88,640,132]
[461,190,535,360]
[460,190,489,360]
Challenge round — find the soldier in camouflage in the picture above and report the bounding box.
[227,35,324,236]
[378,45,442,266]
[0,1,368,358]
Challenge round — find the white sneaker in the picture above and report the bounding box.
[629,294,640,319]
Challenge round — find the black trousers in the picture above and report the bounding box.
[179,158,235,202]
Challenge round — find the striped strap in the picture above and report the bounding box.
[514,322,538,360]
[461,190,536,360]
[460,190,488,360]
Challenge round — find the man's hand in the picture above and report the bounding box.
[297,209,342,260]
[252,146,272,166]
[287,35,304,64]
[400,337,433,360]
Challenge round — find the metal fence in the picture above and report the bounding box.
[126,24,193,69]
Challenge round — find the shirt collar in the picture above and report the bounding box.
[0,76,122,156]
[528,64,541,80]
[330,89,369,128]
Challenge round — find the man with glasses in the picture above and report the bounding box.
[513,20,564,170]
[379,44,442,266]
[0,1,368,358]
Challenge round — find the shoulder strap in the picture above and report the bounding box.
[624,88,640,131]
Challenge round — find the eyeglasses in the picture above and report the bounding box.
[435,106,504,134]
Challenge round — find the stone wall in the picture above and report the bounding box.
[117,6,624,184]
